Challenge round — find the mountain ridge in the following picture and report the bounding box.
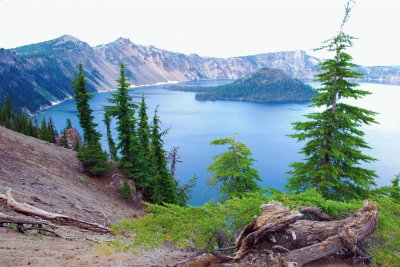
[2,35,400,112]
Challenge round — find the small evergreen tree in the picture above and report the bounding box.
[150,107,179,205]
[207,137,262,199]
[120,179,133,199]
[47,117,56,143]
[103,109,117,160]
[390,174,400,201]
[32,119,39,138]
[77,140,111,176]
[61,134,69,148]
[38,117,49,141]
[3,94,13,128]
[286,2,377,200]
[66,118,73,130]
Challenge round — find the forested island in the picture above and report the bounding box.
[170,68,316,103]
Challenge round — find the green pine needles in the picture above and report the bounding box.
[0,94,56,142]
[150,107,179,205]
[108,63,139,178]
[105,64,182,205]
[207,137,262,199]
[73,63,110,176]
[135,94,153,194]
[287,2,377,200]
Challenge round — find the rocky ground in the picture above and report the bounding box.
[0,126,189,266]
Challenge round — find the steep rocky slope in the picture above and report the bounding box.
[0,126,143,222]
[0,126,192,266]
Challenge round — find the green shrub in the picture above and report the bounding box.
[77,142,111,176]
[76,175,85,183]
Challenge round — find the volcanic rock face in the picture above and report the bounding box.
[2,35,400,112]
[56,127,82,150]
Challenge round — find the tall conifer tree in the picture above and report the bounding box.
[38,117,49,141]
[150,107,179,205]
[47,117,56,143]
[108,63,139,177]
[136,94,153,192]
[287,2,377,200]
[72,64,110,176]
[72,63,98,144]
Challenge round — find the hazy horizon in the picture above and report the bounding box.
[1,0,399,66]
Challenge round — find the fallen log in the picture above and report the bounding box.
[183,200,378,267]
[0,211,48,226]
[0,188,111,233]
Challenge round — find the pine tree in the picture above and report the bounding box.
[72,64,110,176]
[286,2,377,200]
[32,119,39,138]
[77,140,111,176]
[107,63,139,178]
[38,117,49,141]
[103,109,117,160]
[136,94,153,193]
[47,117,56,143]
[207,138,262,199]
[120,179,133,199]
[72,63,97,144]
[66,118,73,131]
[150,107,179,205]
[2,94,13,128]
[61,134,69,148]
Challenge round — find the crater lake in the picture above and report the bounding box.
[35,80,400,205]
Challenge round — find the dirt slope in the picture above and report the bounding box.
[0,126,190,266]
[0,126,143,223]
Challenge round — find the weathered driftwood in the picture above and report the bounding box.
[181,200,377,267]
[0,188,111,233]
[0,211,48,226]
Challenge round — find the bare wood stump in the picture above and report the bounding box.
[181,200,377,267]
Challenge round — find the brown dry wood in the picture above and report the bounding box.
[184,200,377,267]
[0,211,48,226]
[299,206,332,221]
[234,202,303,259]
[0,188,111,233]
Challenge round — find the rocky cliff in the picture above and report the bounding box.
[1,35,399,112]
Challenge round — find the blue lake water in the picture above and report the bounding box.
[36,80,400,205]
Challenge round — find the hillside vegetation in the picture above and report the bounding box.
[111,189,400,266]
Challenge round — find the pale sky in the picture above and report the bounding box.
[0,0,399,66]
